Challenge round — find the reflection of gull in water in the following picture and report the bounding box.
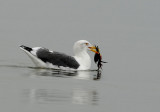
[22,69,101,105]
[22,88,98,105]
[29,68,101,80]
[72,88,98,105]
[23,89,70,104]
[74,70,101,80]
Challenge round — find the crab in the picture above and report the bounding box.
[90,45,107,70]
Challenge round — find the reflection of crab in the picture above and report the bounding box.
[94,46,107,70]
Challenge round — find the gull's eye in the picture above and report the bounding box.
[85,43,89,46]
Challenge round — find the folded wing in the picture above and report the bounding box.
[36,48,80,69]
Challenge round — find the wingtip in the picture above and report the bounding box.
[19,45,32,52]
[19,45,24,48]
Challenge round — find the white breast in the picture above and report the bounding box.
[74,52,91,70]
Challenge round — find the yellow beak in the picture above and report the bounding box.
[88,46,99,54]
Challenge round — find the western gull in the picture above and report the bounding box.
[20,40,97,70]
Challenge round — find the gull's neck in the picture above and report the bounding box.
[73,50,91,70]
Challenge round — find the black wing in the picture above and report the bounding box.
[36,48,80,69]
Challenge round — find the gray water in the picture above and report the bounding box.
[0,0,160,112]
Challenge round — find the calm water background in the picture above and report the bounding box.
[0,0,160,112]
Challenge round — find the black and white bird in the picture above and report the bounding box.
[20,40,97,70]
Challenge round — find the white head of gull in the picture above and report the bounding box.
[20,40,96,70]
